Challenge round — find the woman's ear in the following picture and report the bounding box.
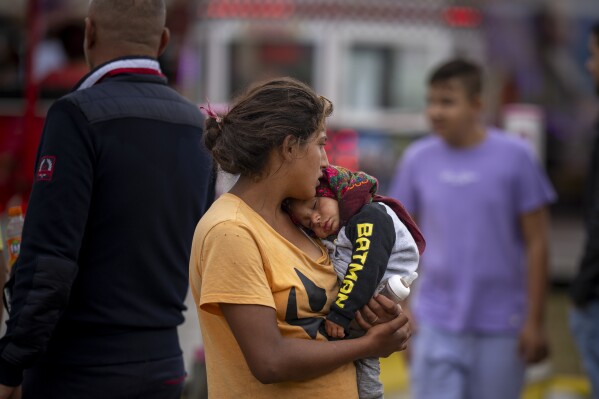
[281,135,299,161]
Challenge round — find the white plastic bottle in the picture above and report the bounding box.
[5,206,24,272]
[375,272,418,303]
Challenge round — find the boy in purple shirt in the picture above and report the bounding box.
[389,59,556,399]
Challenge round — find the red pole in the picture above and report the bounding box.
[15,0,42,212]
[23,0,41,123]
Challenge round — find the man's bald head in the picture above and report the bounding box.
[86,0,167,62]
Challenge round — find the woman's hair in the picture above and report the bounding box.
[203,77,332,180]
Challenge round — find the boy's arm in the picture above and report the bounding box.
[327,203,396,330]
[518,206,550,364]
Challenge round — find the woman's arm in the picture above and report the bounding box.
[221,300,410,384]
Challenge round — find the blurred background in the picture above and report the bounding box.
[0,0,597,398]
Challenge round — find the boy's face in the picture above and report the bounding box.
[288,196,340,239]
[426,78,481,146]
[587,33,599,93]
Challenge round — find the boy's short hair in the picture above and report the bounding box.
[428,59,482,99]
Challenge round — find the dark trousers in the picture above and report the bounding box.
[22,355,185,399]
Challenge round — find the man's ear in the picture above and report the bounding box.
[157,27,170,57]
[84,17,95,50]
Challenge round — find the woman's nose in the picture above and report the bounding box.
[320,147,329,168]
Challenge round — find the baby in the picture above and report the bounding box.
[286,165,425,399]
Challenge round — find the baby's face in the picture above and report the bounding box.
[288,196,340,238]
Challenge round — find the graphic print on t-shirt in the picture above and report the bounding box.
[285,268,327,339]
[439,170,479,186]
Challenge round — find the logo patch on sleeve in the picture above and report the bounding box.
[36,156,56,181]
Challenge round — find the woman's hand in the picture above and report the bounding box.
[356,294,401,327]
[355,295,411,358]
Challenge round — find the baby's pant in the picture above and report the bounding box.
[356,357,384,399]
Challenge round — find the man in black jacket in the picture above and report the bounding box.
[570,21,599,399]
[0,1,214,398]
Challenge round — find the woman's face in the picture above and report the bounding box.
[289,128,329,200]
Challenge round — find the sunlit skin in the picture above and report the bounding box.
[425,78,486,148]
[587,33,599,92]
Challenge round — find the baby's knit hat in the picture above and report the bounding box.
[316,165,378,226]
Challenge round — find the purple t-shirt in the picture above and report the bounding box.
[389,129,556,333]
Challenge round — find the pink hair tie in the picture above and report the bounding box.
[200,104,222,124]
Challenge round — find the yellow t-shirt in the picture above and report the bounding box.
[190,193,358,398]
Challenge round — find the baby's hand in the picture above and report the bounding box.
[325,319,346,338]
